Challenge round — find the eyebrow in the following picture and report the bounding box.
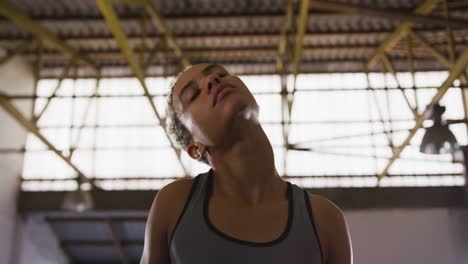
[201,64,224,76]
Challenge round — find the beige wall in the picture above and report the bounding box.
[345,208,468,264]
[0,55,68,264]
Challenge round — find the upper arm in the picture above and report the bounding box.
[310,195,353,264]
[140,178,194,264]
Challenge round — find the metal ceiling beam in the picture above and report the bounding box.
[0,2,100,188]
[461,74,468,136]
[3,117,422,128]
[0,10,351,22]
[0,142,432,153]
[2,7,467,28]
[443,0,456,64]
[362,1,451,178]
[16,46,390,59]
[409,30,451,67]
[69,76,101,160]
[377,48,468,181]
[18,43,468,63]
[97,0,145,81]
[31,39,42,120]
[364,63,405,156]
[12,143,453,162]
[309,0,468,28]
[0,40,33,66]
[0,1,99,72]
[107,221,129,264]
[285,0,309,144]
[367,0,440,68]
[8,85,463,100]
[275,0,310,174]
[276,0,294,74]
[292,0,310,77]
[281,0,310,172]
[22,173,462,183]
[407,33,419,113]
[97,0,189,176]
[34,60,75,122]
[379,53,418,118]
[139,11,148,67]
[142,1,190,68]
[2,29,464,43]
[37,59,453,78]
[0,93,92,186]
[287,146,454,162]
[448,0,468,9]
[277,0,294,175]
[443,1,467,137]
[6,141,456,155]
[20,186,467,211]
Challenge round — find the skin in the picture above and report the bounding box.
[140,64,353,264]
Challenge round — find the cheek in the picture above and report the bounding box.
[233,76,248,90]
[184,110,218,144]
[233,78,257,103]
[237,87,259,110]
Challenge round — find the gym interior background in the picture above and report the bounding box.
[1,0,468,263]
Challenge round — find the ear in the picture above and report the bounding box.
[187,141,207,161]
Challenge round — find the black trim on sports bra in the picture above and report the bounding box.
[303,190,324,264]
[169,174,201,246]
[203,169,293,247]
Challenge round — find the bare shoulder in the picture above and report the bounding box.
[306,193,352,264]
[141,177,196,264]
[306,193,347,237]
[153,177,196,241]
[156,177,195,207]
[308,194,344,219]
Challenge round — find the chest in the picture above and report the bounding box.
[207,197,290,243]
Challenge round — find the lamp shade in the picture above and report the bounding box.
[420,124,459,154]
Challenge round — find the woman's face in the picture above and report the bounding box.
[172,63,259,148]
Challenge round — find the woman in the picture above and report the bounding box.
[140,63,352,264]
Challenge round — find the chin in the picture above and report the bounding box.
[221,99,259,127]
[212,101,259,145]
[219,96,245,118]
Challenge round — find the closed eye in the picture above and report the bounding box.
[190,90,200,102]
[219,72,227,78]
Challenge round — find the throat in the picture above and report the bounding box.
[210,169,288,208]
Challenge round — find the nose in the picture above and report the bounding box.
[206,73,221,93]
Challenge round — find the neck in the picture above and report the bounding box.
[208,112,286,207]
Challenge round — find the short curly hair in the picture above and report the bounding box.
[166,73,210,165]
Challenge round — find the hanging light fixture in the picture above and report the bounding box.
[62,176,94,212]
[420,103,460,155]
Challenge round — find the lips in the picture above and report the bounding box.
[213,84,233,106]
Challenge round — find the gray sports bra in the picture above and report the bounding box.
[170,169,323,264]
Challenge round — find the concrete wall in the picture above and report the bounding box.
[0,55,68,264]
[345,208,468,264]
[16,216,69,264]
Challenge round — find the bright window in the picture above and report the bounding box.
[21,72,466,190]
